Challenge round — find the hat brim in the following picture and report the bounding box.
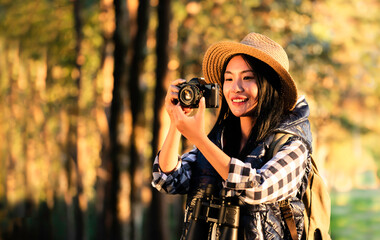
[202,41,298,111]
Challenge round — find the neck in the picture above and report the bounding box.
[240,116,256,151]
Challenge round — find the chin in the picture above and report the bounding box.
[231,110,256,118]
[231,111,246,118]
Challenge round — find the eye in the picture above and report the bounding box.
[224,77,232,82]
[243,76,255,81]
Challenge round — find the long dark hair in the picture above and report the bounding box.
[208,54,286,158]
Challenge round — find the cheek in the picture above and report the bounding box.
[222,83,229,97]
[249,83,259,99]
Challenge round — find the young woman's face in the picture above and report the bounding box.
[223,55,259,118]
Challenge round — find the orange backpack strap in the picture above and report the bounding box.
[279,199,299,240]
[303,155,332,240]
[270,133,332,240]
[268,133,299,240]
[266,133,293,161]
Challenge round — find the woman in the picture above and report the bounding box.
[152,32,312,240]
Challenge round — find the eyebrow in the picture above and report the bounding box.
[224,70,255,74]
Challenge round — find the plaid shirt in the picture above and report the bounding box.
[152,139,308,205]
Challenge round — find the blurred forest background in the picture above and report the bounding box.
[0,0,379,239]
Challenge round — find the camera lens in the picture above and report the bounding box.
[183,89,193,101]
[179,85,198,106]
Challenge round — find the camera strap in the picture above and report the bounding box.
[210,223,217,240]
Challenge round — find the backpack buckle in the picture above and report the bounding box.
[279,199,293,220]
[279,199,298,240]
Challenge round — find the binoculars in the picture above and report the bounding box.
[184,186,240,240]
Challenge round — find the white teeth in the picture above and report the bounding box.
[232,99,246,103]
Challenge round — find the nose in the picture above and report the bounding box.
[232,78,243,93]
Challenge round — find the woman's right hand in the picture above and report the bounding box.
[159,79,187,172]
[164,79,206,145]
[165,79,190,121]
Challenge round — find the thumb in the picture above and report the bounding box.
[196,97,206,119]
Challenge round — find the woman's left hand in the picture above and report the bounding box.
[171,97,207,144]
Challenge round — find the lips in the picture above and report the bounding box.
[231,97,248,103]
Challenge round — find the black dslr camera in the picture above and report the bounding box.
[177,78,219,108]
[185,185,240,240]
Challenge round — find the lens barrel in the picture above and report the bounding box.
[177,77,219,108]
[179,85,200,107]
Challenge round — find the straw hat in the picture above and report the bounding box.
[202,32,298,111]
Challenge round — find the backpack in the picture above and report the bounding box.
[268,133,332,240]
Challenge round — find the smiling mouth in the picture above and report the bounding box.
[232,98,248,103]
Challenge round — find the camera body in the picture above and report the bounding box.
[184,186,240,240]
[178,78,219,108]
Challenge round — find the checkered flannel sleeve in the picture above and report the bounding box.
[224,139,308,205]
[151,147,198,194]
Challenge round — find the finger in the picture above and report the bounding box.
[172,104,186,124]
[166,91,179,102]
[199,97,206,112]
[170,79,186,91]
[172,78,186,85]
[168,84,180,93]
[195,97,206,120]
[166,79,186,100]
[182,107,193,116]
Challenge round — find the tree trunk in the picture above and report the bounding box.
[108,0,131,239]
[128,0,150,239]
[150,0,172,239]
[71,0,84,239]
[95,0,114,239]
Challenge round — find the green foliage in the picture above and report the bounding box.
[0,0,380,239]
[331,189,380,240]
[0,0,104,238]
[172,0,380,178]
